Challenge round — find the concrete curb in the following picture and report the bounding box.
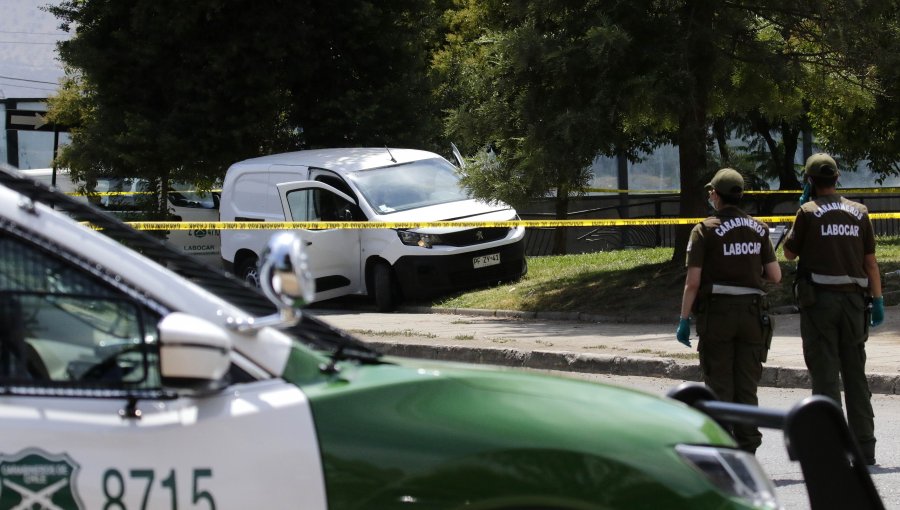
[401,305,645,324]
[366,341,900,395]
[400,304,801,325]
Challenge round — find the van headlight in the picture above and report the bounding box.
[675,445,781,509]
[397,230,443,248]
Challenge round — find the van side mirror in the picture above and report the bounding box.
[451,142,466,170]
[158,312,231,392]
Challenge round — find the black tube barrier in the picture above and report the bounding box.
[667,382,884,510]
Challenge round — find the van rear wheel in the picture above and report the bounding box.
[372,263,399,312]
[238,256,260,288]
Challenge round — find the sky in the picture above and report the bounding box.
[0,0,69,99]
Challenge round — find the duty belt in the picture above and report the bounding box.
[810,272,868,289]
[711,284,765,296]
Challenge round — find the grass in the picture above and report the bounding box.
[426,237,900,318]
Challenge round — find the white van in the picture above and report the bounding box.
[219,147,527,311]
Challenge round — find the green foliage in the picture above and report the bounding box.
[43,0,900,223]
[46,0,449,214]
[435,1,894,256]
[288,0,450,150]
[50,1,295,184]
[435,0,638,214]
[809,3,900,179]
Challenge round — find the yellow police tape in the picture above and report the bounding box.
[586,187,900,194]
[71,187,900,197]
[112,213,899,230]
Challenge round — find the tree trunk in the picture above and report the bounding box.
[778,121,801,190]
[160,174,170,219]
[749,111,801,192]
[713,117,730,164]
[673,119,709,265]
[617,150,630,249]
[552,182,570,255]
[672,1,715,266]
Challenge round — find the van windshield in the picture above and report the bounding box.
[348,158,470,214]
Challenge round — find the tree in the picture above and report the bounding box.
[438,0,886,261]
[808,2,900,180]
[285,1,449,151]
[434,0,660,254]
[717,2,890,193]
[46,0,448,216]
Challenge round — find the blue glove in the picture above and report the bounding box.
[676,317,692,347]
[798,182,811,205]
[871,296,885,327]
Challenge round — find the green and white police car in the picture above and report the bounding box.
[0,165,793,510]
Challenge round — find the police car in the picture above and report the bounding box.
[0,165,877,509]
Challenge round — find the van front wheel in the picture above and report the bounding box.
[372,263,399,312]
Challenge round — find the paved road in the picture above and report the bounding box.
[310,305,900,393]
[549,373,900,510]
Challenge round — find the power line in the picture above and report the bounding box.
[0,81,57,92]
[0,30,67,36]
[0,74,58,85]
[0,80,58,92]
[0,40,58,45]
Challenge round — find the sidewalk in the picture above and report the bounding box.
[311,305,900,394]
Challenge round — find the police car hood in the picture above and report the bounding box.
[306,355,734,454]
[303,356,735,509]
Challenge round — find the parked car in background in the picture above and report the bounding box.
[17,168,221,266]
[93,177,221,266]
[0,164,789,509]
[219,147,527,311]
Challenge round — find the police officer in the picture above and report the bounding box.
[676,168,782,453]
[783,153,884,466]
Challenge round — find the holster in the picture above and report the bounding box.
[759,298,773,362]
[793,276,816,309]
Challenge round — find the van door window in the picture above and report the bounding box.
[285,188,357,222]
[0,232,160,388]
[312,172,355,198]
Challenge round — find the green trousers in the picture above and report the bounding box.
[799,288,876,461]
[696,294,771,453]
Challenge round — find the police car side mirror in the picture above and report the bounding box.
[227,232,315,333]
[158,312,231,392]
[260,232,314,310]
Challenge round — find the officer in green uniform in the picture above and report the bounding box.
[783,153,884,466]
[676,168,782,453]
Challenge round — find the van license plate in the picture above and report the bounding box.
[473,253,501,269]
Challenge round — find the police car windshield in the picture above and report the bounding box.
[349,158,469,214]
[0,166,379,363]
